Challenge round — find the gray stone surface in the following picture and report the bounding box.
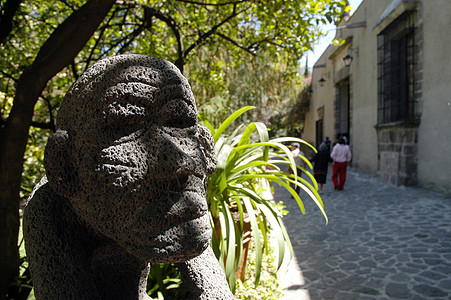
[279,168,451,299]
[23,54,233,299]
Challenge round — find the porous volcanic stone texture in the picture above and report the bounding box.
[23,54,232,299]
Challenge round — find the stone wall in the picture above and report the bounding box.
[376,125,419,186]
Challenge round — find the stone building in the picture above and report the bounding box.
[303,0,451,194]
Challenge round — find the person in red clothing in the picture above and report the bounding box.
[330,137,352,190]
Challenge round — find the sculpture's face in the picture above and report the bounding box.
[64,58,216,262]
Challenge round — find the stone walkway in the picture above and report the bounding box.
[276,168,451,299]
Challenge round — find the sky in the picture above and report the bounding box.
[301,0,364,70]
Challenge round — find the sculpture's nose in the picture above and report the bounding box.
[173,149,196,177]
[144,129,199,179]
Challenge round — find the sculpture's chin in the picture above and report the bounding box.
[123,213,212,263]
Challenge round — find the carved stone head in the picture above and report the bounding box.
[44,54,217,262]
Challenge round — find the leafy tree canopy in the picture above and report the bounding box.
[1,0,349,198]
[2,0,348,121]
[0,0,348,296]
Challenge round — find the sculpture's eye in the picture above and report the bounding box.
[160,99,197,128]
[99,101,148,142]
[164,119,184,128]
[106,102,146,119]
[101,82,155,132]
[164,116,196,128]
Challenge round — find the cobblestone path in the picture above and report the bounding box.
[277,168,451,300]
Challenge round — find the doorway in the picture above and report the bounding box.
[315,119,323,148]
[336,80,350,143]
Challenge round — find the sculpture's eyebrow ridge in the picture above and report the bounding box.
[158,83,195,106]
[104,82,158,104]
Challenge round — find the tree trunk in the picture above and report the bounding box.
[0,0,116,298]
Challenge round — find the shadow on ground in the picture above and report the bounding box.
[276,168,451,300]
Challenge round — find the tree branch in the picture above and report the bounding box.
[84,6,120,72]
[0,1,116,294]
[182,5,249,60]
[215,32,258,56]
[119,5,130,31]
[99,23,141,56]
[39,95,56,132]
[70,60,79,79]
[143,6,184,71]
[1,116,55,133]
[58,0,76,11]
[175,0,246,6]
[30,121,55,130]
[0,0,23,44]
[0,69,18,83]
[262,38,288,49]
[117,26,145,54]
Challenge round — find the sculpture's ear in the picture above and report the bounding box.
[44,129,79,198]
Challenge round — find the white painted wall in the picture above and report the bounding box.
[307,0,451,194]
[417,0,451,194]
[346,0,390,174]
[305,47,337,148]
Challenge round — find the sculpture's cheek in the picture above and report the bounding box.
[126,177,208,232]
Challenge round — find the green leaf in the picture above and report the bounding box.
[204,106,333,292]
[217,144,233,170]
[218,174,228,194]
[271,137,317,153]
[209,214,221,258]
[258,203,286,270]
[213,106,255,142]
[254,122,270,161]
[242,196,263,285]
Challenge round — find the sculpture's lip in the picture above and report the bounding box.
[97,162,136,169]
[148,173,206,193]
[125,213,211,263]
[128,189,208,233]
[150,212,209,235]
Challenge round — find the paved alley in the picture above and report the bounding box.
[277,168,451,299]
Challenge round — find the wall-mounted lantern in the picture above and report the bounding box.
[318,77,326,87]
[343,54,353,67]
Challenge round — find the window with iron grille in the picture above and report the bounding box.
[377,11,416,124]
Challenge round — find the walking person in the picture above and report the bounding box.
[330,137,352,190]
[310,143,333,193]
[322,136,331,152]
[287,142,306,194]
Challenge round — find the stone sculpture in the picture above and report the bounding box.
[23,54,234,299]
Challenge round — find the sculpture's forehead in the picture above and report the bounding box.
[94,64,195,115]
[99,67,193,106]
[106,64,184,85]
[70,55,189,102]
[57,55,195,130]
[89,64,188,95]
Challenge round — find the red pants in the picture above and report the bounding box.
[332,161,348,190]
